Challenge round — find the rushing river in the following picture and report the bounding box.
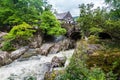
[0,49,74,80]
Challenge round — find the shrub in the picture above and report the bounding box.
[55,40,106,80]
[88,35,99,44]
[1,40,15,51]
[40,11,66,36]
[2,22,35,51]
[56,40,119,80]
[4,22,36,40]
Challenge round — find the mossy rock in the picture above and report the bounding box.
[44,70,65,80]
[86,52,120,75]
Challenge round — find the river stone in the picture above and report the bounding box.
[38,43,54,56]
[20,49,37,59]
[49,43,62,54]
[51,56,66,68]
[61,39,71,50]
[0,51,12,66]
[0,32,7,48]
[29,34,43,48]
[10,46,29,60]
[0,32,7,42]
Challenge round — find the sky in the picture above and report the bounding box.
[48,0,105,17]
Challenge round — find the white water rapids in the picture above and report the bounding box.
[0,49,74,80]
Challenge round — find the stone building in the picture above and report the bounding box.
[55,11,74,24]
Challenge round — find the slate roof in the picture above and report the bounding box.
[55,12,68,20]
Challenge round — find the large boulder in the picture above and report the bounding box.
[0,32,7,42]
[0,32,7,48]
[51,56,66,68]
[37,43,54,56]
[10,46,29,60]
[61,39,75,50]
[29,33,43,48]
[49,43,62,54]
[54,35,66,42]
[49,39,75,54]
[0,51,12,66]
[20,49,38,59]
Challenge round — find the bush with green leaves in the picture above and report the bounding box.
[105,20,120,39]
[40,11,66,36]
[4,22,35,40]
[0,0,45,27]
[55,40,118,80]
[1,40,15,51]
[2,22,35,51]
[88,35,99,44]
[55,41,106,80]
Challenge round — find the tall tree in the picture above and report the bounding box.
[105,0,120,9]
[40,11,66,36]
[78,3,105,37]
[0,0,44,27]
[105,0,120,20]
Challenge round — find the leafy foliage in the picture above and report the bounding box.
[2,22,35,51]
[4,22,35,40]
[105,0,120,20]
[78,3,106,37]
[55,41,106,80]
[1,40,15,51]
[0,0,44,27]
[104,20,120,39]
[40,11,66,36]
[105,0,120,9]
[78,3,120,40]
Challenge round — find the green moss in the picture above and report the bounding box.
[1,40,15,51]
[86,53,120,75]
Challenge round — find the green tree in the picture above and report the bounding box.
[4,22,36,42]
[105,0,120,9]
[105,20,120,39]
[0,0,44,27]
[104,0,120,39]
[78,3,105,38]
[40,11,66,36]
[105,0,120,20]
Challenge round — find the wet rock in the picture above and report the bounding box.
[49,39,75,54]
[0,32,7,42]
[29,34,43,48]
[37,43,54,56]
[0,32,7,48]
[10,46,29,60]
[20,49,38,59]
[51,56,66,68]
[61,39,74,50]
[0,51,12,66]
[49,43,62,54]
[0,49,74,80]
[54,35,66,42]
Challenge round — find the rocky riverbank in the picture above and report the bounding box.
[0,49,74,80]
[0,32,76,80]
